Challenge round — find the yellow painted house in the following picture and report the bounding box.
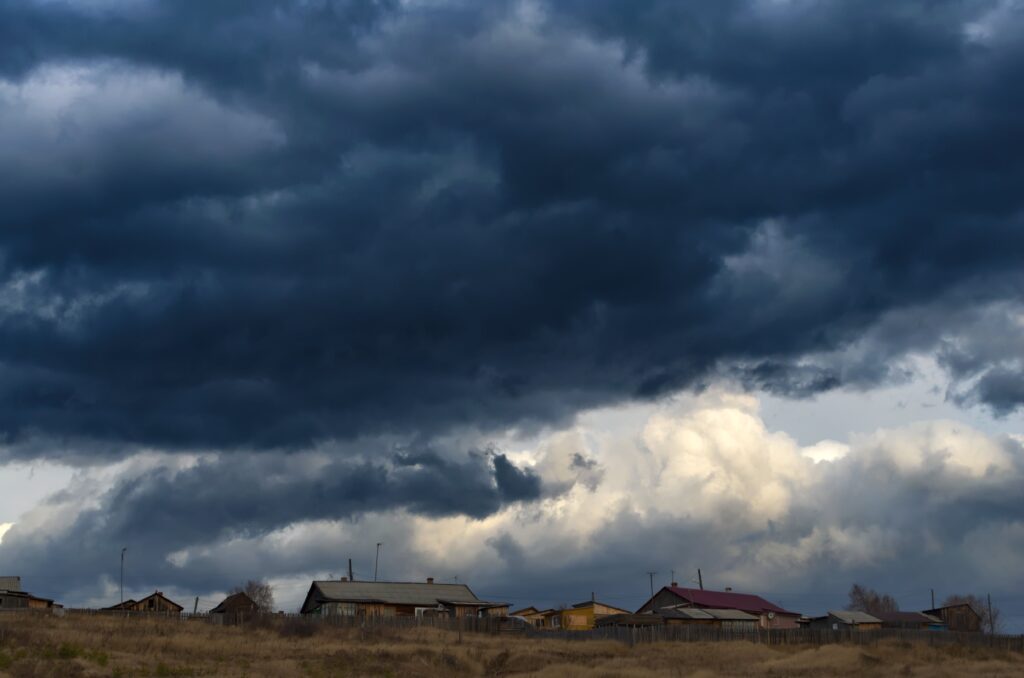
[542,600,630,630]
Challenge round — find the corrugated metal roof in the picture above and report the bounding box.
[828,610,882,624]
[665,587,798,616]
[660,606,758,621]
[662,607,714,620]
[312,581,488,606]
[0,576,22,592]
[702,608,760,621]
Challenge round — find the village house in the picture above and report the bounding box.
[209,592,260,625]
[807,610,883,631]
[874,611,946,631]
[540,600,630,630]
[924,604,983,632]
[0,576,62,611]
[300,578,508,618]
[103,591,184,614]
[637,585,801,629]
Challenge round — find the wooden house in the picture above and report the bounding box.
[104,591,184,614]
[300,578,507,618]
[509,606,549,627]
[924,604,982,632]
[0,577,61,611]
[540,600,630,630]
[637,586,801,629]
[808,610,882,631]
[874,611,946,630]
[210,592,260,625]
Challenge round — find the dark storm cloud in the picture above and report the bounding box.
[1,1,1023,446]
[0,444,543,596]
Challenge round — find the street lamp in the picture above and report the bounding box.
[120,547,127,608]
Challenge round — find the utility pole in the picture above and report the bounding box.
[120,547,127,607]
[671,569,675,585]
[987,594,994,634]
[374,543,382,582]
[646,572,657,598]
[193,597,199,615]
[930,589,935,609]
[697,569,703,591]
[348,558,354,581]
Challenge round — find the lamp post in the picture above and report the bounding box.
[120,547,127,608]
[374,543,382,582]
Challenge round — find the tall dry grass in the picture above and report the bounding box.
[1,613,1022,677]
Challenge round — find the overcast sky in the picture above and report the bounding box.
[1,0,1023,631]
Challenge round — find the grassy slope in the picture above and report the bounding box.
[1,614,1022,677]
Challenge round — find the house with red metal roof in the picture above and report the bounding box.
[636,584,802,629]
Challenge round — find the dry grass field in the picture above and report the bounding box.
[1,614,1022,678]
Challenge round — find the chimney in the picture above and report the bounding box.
[427,577,434,584]
[725,587,733,592]
[671,582,679,588]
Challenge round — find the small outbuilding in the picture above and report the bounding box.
[923,604,982,633]
[875,611,946,631]
[210,592,260,625]
[541,600,631,630]
[509,606,549,628]
[808,610,883,631]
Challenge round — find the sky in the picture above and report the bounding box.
[1,0,1023,630]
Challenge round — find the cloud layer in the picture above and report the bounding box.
[0,0,1022,458]
[2,392,1021,619]
[1,0,1024,628]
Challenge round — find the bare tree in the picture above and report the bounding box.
[847,584,900,615]
[232,579,275,613]
[942,594,1001,634]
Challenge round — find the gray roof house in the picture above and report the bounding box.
[300,578,507,617]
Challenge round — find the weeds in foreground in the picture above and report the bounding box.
[0,614,1021,677]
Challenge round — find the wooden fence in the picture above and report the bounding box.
[530,624,1024,652]
[10,609,1024,652]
